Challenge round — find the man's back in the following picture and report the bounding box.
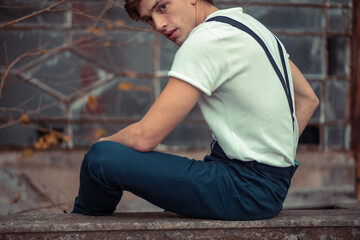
[169,7,299,167]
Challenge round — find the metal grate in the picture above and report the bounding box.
[0,0,354,151]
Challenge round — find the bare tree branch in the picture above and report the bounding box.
[0,0,150,149]
[0,50,44,99]
[0,100,64,130]
[0,40,77,99]
[92,0,116,28]
[0,0,68,30]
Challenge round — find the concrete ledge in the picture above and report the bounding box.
[1,208,360,239]
[1,150,357,214]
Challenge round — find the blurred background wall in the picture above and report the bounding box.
[0,0,359,213]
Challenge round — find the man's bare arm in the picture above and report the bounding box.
[290,59,319,136]
[99,77,201,152]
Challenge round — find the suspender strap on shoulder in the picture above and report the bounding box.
[206,16,295,130]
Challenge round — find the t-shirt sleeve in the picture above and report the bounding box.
[168,26,230,96]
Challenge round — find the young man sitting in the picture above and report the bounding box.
[72,0,319,220]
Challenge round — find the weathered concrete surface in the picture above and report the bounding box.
[0,149,357,215]
[0,150,165,215]
[0,208,360,239]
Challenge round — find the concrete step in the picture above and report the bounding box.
[1,206,360,239]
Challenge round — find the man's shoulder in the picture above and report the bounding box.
[181,24,223,50]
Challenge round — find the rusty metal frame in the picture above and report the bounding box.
[352,0,360,202]
[0,0,355,152]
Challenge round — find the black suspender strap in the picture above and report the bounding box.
[276,37,294,119]
[206,16,295,130]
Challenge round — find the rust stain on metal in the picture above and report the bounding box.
[352,0,360,203]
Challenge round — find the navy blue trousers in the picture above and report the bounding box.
[72,141,298,220]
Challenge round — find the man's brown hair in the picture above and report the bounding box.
[124,0,214,21]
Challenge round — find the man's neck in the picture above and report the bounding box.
[194,2,218,26]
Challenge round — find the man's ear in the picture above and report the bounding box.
[190,0,198,5]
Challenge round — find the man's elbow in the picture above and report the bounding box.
[134,128,161,152]
[311,94,320,111]
[136,138,160,152]
[298,91,319,111]
[303,93,319,118]
[295,92,319,118]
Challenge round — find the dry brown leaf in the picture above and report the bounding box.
[87,95,98,110]
[93,128,107,139]
[45,132,58,145]
[34,136,49,150]
[134,85,152,92]
[21,113,29,125]
[11,194,21,204]
[34,132,69,150]
[62,135,70,143]
[114,20,125,27]
[21,148,34,158]
[118,82,133,92]
[123,69,137,79]
[86,26,95,34]
[95,27,106,37]
[34,142,42,150]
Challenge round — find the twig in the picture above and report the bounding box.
[71,8,151,32]
[16,94,36,110]
[0,0,68,30]
[0,3,42,9]
[36,94,44,115]
[3,41,9,66]
[92,0,116,28]
[9,202,68,215]
[0,117,22,130]
[0,40,73,99]
[0,96,64,131]
[0,50,44,99]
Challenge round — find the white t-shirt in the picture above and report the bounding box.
[168,8,299,167]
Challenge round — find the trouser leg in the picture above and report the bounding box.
[72,142,124,215]
[72,141,297,220]
[72,141,231,218]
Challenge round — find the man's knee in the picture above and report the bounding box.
[80,141,129,181]
[81,142,118,178]
[82,142,108,173]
